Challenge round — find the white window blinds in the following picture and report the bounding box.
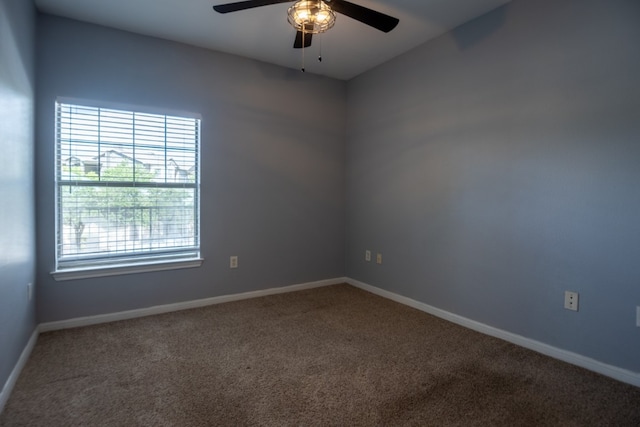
[55,101,200,271]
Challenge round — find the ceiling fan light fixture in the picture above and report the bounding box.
[287,1,336,34]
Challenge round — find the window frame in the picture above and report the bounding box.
[51,98,203,281]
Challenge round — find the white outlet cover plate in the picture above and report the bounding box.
[564,291,579,311]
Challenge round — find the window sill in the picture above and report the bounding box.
[51,258,204,281]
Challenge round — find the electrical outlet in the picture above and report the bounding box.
[365,250,371,262]
[27,283,33,301]
[564,291,579,311]
[230,256,238,269]
[376,253,382,265]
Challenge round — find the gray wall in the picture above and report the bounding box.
[36,15,346,322]
[346,0,640,373]
[0,0,37,392]
[22,0,640,380]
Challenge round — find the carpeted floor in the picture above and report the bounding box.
[1,284,639,426]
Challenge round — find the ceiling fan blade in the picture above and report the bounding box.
[329,0,399,33]
[293,32,313,49]
[213,0,292,14]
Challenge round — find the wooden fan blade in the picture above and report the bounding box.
[213,0,292,14]
[293,29,313,48]
[329,0,399,33]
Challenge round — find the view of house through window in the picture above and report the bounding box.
[55,101,200,271]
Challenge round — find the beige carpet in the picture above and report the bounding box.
[1,284,639,426]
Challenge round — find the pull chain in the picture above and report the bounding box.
[301,30,306,72]
[316,0,321,63]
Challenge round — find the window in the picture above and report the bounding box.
[53,100,201,279]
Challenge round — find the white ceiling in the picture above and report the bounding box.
[35,0,511,80]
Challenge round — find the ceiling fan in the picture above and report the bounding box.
[213,0,399,49]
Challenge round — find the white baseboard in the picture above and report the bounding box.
[346,277,640,388]
[0,328,38,414]
[39,277,347,333]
